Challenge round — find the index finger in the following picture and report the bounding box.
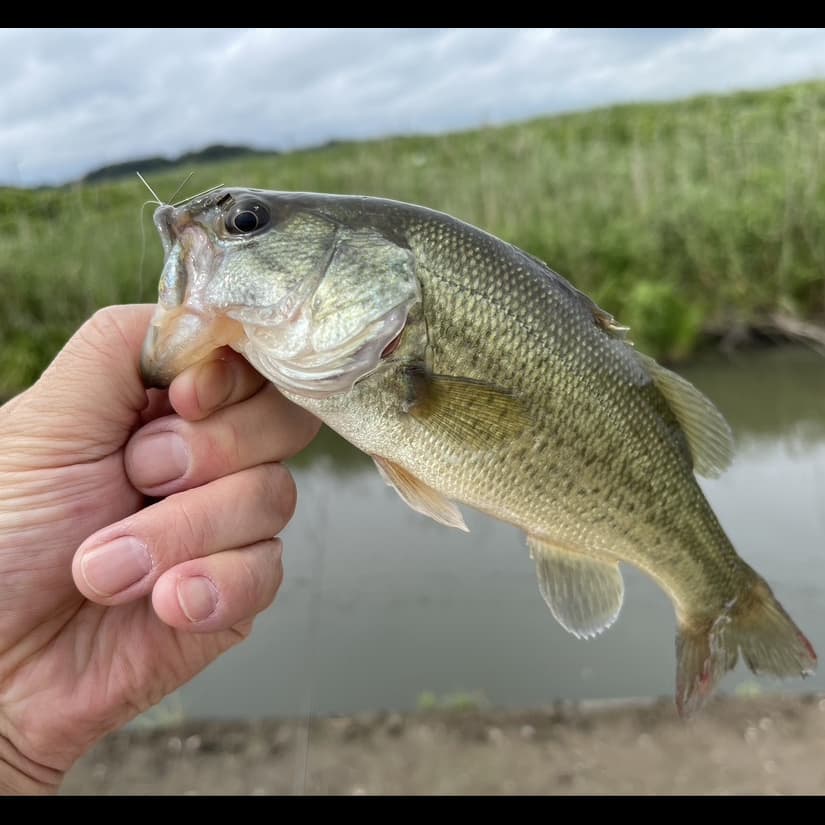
[168,347,268,421]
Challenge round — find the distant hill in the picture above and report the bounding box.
[82,144,276,183]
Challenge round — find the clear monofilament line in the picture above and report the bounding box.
[292,475,330,795]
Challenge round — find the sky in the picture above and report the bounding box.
[2,27,825,187]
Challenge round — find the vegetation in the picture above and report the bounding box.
[2,80,825,398]
[416,690,490,713]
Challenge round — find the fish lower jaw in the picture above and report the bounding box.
[240,307,409,400]
[239,346,384,400]
[140,306,245,388]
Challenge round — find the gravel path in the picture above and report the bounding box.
[61,694,825,795]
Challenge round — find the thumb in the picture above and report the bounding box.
[6,305,157,461]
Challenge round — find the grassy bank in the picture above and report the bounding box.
[2,81,825,398]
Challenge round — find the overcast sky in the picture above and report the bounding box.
[2,28,825,187]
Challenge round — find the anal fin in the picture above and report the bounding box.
[372,455,469,532]
[527,534,624,639]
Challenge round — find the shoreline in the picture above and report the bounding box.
[62,693,825,795]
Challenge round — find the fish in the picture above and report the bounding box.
[139,187,817,716]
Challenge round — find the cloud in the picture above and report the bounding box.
[1,28,824,186]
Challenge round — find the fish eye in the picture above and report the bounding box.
[225,199,270,235]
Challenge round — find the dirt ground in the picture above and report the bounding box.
[60,694,825,795]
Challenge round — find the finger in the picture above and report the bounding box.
[151,539,284,632]
[9,305,157,457]
[125,383,321,496]
[72,462,296,605]
[139,388,174,425]
[168,347,267,422]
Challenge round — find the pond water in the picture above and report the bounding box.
[158,346,825,721]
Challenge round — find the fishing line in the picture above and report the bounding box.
[167,171,195,205]
[135,172,165,302]
[172,182,226,208]
[291,470,331,795]
[136,172,163,206]
[134,172,225,301]
[136,199,160,303]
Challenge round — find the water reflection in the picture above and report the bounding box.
[679,346,825,446]
[167,347,824,721]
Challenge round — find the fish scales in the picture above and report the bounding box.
[139,189,817,715]
[304,204,735,598]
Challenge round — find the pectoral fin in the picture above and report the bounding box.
[372,455,469,532]
[404,366,529,451]
[527,534,624,639]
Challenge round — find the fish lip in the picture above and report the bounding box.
[139,304,244,390]
[139,321,170,389]
[153,199,222,259]
[153,205,177,258]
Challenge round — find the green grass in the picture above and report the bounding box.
[3,80,825,398]
[416,690,490,713]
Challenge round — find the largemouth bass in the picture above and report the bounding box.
[139,188,816,715]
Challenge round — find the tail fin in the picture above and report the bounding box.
[675,579,817,718]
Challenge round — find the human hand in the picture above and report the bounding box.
[0,305,320,793]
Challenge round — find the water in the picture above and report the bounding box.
[162,347,825,721]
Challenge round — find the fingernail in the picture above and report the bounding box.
[132,431,190,487]
[177,576,218,622]
[194,359,234,412]
[81,537,152,596]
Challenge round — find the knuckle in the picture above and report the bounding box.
[81,308,131,357]
[183,419,240,482]
[255,463,297,527]
[86,306,119,337]
[294,408,323,448]
[192,419,243,479]
[270,546,285,594]
[172,495,210,561]
[239,552,263,603]
[220,418,245,467]
[232,355,266,395]
[247,541,284,608]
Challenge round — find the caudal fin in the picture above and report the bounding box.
[675,579,817,718]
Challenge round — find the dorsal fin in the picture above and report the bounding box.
[637,352,734,479]
[592,306,632,340]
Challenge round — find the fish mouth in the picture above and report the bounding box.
[141,209,236,388]
[140,305,244,388]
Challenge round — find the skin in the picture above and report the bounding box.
[0,304,320,794]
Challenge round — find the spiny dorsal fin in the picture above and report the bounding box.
[527,534,625,640]
[372,454,469,532]
[404,367,530,451]
[593,306,632,341]
[636,352,734,479]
